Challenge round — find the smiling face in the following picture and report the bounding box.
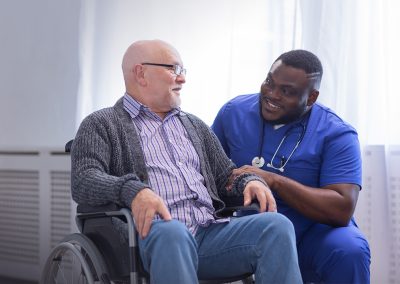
[260,60,318,125]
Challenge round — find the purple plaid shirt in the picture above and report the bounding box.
[124,94,226,234]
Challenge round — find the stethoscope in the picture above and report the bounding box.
[251,112,308,172]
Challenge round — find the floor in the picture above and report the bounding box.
[0,275,248,284]
[0,276,37,284]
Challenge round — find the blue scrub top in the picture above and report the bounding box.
[212,93,362,240]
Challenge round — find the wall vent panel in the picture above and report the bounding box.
[0,149,71,281]
[0,170,40,265]
[50,170,72,249]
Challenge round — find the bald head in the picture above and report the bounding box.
[122,39,181,81]
[121,39,186,118]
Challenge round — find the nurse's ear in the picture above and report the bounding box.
[307,89,319,107]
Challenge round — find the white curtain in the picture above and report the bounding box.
[76,0,297,126]
[77,1,400,283]
[297,0,400,145]
[296,1,400,283]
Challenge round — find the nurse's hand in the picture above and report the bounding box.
[232,165,269,180]
[229,165,277,187]
[227,165,275,190]
[243,180,277,213]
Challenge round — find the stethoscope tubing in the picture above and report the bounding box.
[253,104,308,171]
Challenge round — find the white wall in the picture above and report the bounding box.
[0,0,284,148]
[0,0,81,149]
[76,0,291,127]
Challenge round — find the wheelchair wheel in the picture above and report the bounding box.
[41,233,111,284]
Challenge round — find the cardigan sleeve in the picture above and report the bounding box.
[71,110,149,208]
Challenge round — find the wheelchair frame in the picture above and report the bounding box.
[41,206,143,284]
[40,140,255,283]
[41,205,256,284]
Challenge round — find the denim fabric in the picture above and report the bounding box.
[138,213,302,284]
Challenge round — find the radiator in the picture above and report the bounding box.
[354,145,400,284]
[0,149,76,281]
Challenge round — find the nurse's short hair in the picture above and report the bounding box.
[275,50,323,87]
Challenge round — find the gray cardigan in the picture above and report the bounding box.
[71,97,262,217]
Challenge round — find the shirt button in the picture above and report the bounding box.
[177,161,183,166]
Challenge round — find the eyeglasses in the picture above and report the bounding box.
[141,62,187,76]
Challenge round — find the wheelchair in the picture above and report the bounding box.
[40,141,256,284]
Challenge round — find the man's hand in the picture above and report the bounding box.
[243,180,277,213]
[131,188,172,239]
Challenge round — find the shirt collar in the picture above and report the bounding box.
[123,93,142,119]
[123,93,183,120]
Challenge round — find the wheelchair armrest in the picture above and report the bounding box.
[76,204,136,248]
[75,203,141,280]
[77,203,122,215]
[76,203,127,222]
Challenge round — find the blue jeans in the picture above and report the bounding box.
[138,212,302,284]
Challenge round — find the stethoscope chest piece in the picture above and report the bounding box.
[252,156,265,168]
